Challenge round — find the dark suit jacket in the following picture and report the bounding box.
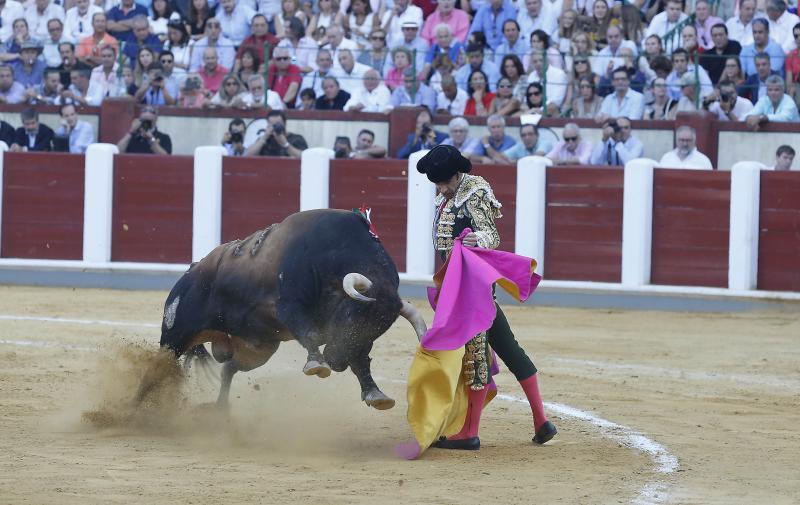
[738,71,779,102]
[315,90,351,110]
[0,121,15,147]
[13,124,55,151]
[700,40,742,84]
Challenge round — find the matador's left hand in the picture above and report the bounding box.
[462,233,478,247]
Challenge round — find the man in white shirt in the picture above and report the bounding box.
[382,0,423,48]
[765,0,799,52]
[0,0,25,43]
[25,0,65,41]
[595,25,638,77]
[597,67,645,120]
[331,49,370,96]
[216,0,255,46]
[726,0,759,46]
[527,50,567,113]
[86,44,120,105]
[297,49,334,106]
[190,19,236,72]
[325,25,360,71]
[64,0,102,41]
[436,74,468,115]
[706,79,754,120]
[344,69,392,112]
[766,145,795,170]
[238,74,284,109]
[517,0,557,39]
[658,125,713,169]
[644,0,689,54]
[43,18,68,67]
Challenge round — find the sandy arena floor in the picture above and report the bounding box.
[0,285,798,505]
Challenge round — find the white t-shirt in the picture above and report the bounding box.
[708,96,753,121]
[658,149,713,170]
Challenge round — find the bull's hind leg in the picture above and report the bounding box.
[217,338,280,407]
[350,353,395,410]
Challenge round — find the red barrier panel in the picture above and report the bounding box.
[1,152,84,260]
[758,171,800,291]
[112,154,193,263]
[651,169,731,287]
[330,159,408,272]
[471,165,517,254]
[221,157,301,242]
[544,167,624,282]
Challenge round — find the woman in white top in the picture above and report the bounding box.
[149,0,176,41]
[280,17,318,73]
[164,21,192,70]
[209,75,246,107]
[345,0,378,49]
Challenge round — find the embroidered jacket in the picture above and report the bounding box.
[432,174,502,259]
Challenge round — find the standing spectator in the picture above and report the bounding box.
[436,74,469,115]
[590,117,643,166]
[198,47,228,95]
[725,0,758,47]
[440,116,481,160]
[503,123,553,161]
[741,52,779,101]
[246,110,307,158]
[268,46,302,108]
[744,74,800,127]
[597,66,645,120]
[740,19,785,77]
[122,16,163,69]
[700,23,742,84]
[476,114,516,163]
[26,67,63,104]
[117,105,172,154]
[527,50,569,114]
[396,108,448,159]
[493,19,529,68]
[517,0,558,42]
[76,12,119,67]
[644,0,688,54]
[11,41,46,90]
[216,0,255,46]
[344,68,392,112]
[421,0,470,46]
[24,0,65,41]
[766,145,795,170]
[469,0,517,50]
[545,123,592,165]
[0,0,25,44]
[695,0,723,51]
[381,0,423,48]
[332,49,371,95]
[106,0,148,40]
[765,0,798,53]
[389,67,437,111]
[42,19,67,68]
[190,18,236,72]
[238,74,284,109]
[706,79,754,119]
[64,0,103,42]
[56,42,92,88]
[315,76,351,109]
[455,43,501,92]
[53,103,94,153]
[297,49,335,104]
[11,108,54,152]
[86,45,121,105]
[658,126,712,169]
[234,15,277,70]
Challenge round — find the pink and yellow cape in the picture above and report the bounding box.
[397,230,541,459]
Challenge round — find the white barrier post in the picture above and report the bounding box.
[83,143,118,263]
[192,146,226,262]
[405,150,435,277]
[0,142,7,256]
[728,163,762,290]
[515,156,549,275]
[621,158,657,287]
[300,147,333,211]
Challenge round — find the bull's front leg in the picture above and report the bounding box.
[297,331,331,378]
[350,353,395,410]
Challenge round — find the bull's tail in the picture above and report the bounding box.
[342,273,376,302]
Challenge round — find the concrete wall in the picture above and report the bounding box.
[717,131,800,170]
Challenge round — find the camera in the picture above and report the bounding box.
[229,132,243,144]
[272,123,285,136]
[153,75,164,82]
[184,77,201,91]
[420,123,433,138]
[333,136,351,158]
[720,92,732,102]
[139,119,153,132]
[608,120,621,134]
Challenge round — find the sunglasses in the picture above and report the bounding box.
[207,23,220,27]
[564,136,578,141]
[275,56,289,61]
[160,58,172,63]
[225,81,238,85]
[371,35,385,40]
[498,83,512,88]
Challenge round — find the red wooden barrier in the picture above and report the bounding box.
[221,157,300,242]
[329,158,408,272]
[544,167,624,282]
[111,154,193,263]
[651,169,731,287]
[471,165,517,254]
[1,152,84,260]
[758,171,800,291]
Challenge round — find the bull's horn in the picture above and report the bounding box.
[343,273,376,302]
[399,300,427,341]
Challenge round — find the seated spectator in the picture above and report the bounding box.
[590,117,643,166]
[396,108,448,158]
[570,76,602,118]
[455,42,501,92]
[440,116,481,160]
[122,16,163,69]
[238,74,284,110]
[529,29,563,70]
[741,52,780,101]
[164,22,192,71]
[332,49,371,96]
[134,62,178,105]
[358,29,390,74]
[390,67,437,111]
[385,47,414,90]
[744,75,800,128]
[11,41,45,90]
[423,23,464,82]
[26,68,62,104]
[157,50,185,93]
[148,0,173,41]
[2,18,32,65]
[268,46,302,108]
[352,129,387,158]
[324,25,360,71]
[658,125,712,169]
[765,0,798,53]
[578,0,612,51]
[503,123,553,161]
[700,23,742,85]
[500,54,528,102]
[517,0,557,44]
[308,0,345,44]
[725,0,757,47]
[42,19,67,68]
[296,88,316,110]
[62,68,91,106]
[675,74,703,113]
[665,49,713,101]
[297,49,335,105]
[493,19,529,68]
[117,105,172,154]
[681,24,703,61]
[464,69,495,117]
[597,66,645,121]
[344,69,392,112]
[488,76,520,115]
[221,118,246,156]
[0,119,14,146]
[0,1,24,53]
[469,0,517,51]
[216,0,255,46]
[315,76,351,110]
[53,103,94,154]
[527,50,568,115]
[86,45,122,105]
[594,25,637,78]
[209,74,245,107]
[739,19,785,78]
[10,108,54,152]
[246,110,307,158]
[390,20,428,75]
[76,13,119,67]
[190,18,236,72]
[235,14,279,70]
[132,47,156,89]
[546,123,592,165]
[516,81,546,115]
[644,0,688,54]
[56,42,92,88]
[106,0,148,40]
[787,23,800,104]
[644,77,678,119]
[421,0,469,46]
[428,53,457,93]
[476,114,516,163]
[198,47,229,95]
[705,79,754,120]
[694,0,723,51]
[178,73,208,107]
[722,57,748,96]
[766,145,795,170]
[24,0,65,41]
[436,74,468,115]
[382,0,424,49]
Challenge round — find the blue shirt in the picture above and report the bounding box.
[492,37,529,67]
[739,41,785,78]
[503,137,554,160]
[10,59,46,88]
[56,120,95,154]
[390,83,437,112]
[599,89,645,120]
[123,33,163,68]
[476,134,516,157]
[469,1,518,50]
[107,4,148,37]
[455,60,501,92]
[425,42,465,65]
[743,93,800,122]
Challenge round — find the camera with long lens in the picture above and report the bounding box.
[720,92,732,103]
[229,132,243,144]
[333,136,351,159]
[272,123,285,136]
[139,119,153,133]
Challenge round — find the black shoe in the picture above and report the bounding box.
[533,421,557,445]
[432,436,480,450]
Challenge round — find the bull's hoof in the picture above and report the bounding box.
[363,390,395,410]
[303,360,332,378]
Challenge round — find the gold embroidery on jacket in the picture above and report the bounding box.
[432,175,503,253]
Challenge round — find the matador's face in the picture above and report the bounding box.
[435,173,461,199]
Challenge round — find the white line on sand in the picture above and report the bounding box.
[1,313,678,504]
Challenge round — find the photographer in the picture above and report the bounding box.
[704,80,753,121]
[396,108,448,159]
[245,110,307,158]
[133,62,177,106]
[221,118,246,156]
[116,106,172,154]
[589,117,643,166]
[333,136,353,159]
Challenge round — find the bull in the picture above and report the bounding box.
[143,209,426,410]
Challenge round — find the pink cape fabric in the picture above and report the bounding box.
[421,229,542,351]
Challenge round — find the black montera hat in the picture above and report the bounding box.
[416,144,472,183]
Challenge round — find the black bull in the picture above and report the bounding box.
[141,209,426,410]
